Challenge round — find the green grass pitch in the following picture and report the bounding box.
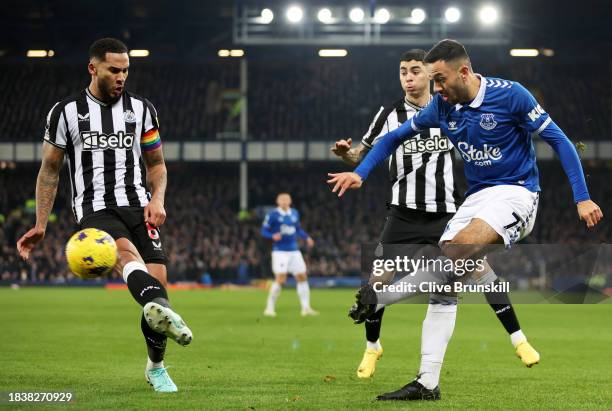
[2,288,611,410]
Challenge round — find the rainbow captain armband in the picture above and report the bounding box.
[141,128,162,152]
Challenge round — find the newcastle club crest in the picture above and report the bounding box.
[479,113,497,130]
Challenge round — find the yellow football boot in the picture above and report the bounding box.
[516,341,540,367]
[357,347,383,378]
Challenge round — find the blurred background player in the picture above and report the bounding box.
[260,193,317,317]
[332,49,539,380]
[15,38,192,393]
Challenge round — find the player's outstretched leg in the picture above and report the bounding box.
[484,280,540,367]
[357,307,384,378]
[123,261,193,346]
[296,273,318,316]
[377,294,456,401]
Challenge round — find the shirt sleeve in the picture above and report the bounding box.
[411,95,442,131]
[510,83,589,202]
[537,120,590,203]
[361,106,391,148]
[43,102,68,149]
[354,98,440,180]
[260,212,275,238]
[511,82,552,134]
[141,99,162,152]
[294,211,309,239]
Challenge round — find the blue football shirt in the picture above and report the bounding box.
[261,207,309,252]
[355,75,589,202]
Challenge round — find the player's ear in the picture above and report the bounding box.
[459,65,470,81]
[87,61,97,76]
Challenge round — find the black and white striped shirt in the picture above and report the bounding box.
[362,97,462,213]
[43,88,161,222]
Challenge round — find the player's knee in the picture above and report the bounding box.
[440,237,483,261]
[275,275,287,284]
[118,248,142,264]
[116,239,144,263]
[440,240,466,260]
[295,273,307,282]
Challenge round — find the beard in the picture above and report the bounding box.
[97,79,122,104]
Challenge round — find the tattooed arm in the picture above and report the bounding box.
[330,138,370,167]
[142,147,167,227]
[17,142,64,260]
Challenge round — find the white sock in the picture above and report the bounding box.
[122,261,148,282]
[296,281,311,310]
[146,358,164,370]
[366,339,382,351]
[417,303,457,390]
[266,282,282,311]
[510,330,527,348]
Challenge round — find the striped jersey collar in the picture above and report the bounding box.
[404,95,432,111]
[454,73,486,111]
[85,87,121,107]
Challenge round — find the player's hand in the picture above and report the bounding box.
[272,233,282,241]
[144,198,166,227]
[331,138,352,157]
[306,237,315,248]
[16,226,45,261]
[327,172,363,197]
[577,200,603,228]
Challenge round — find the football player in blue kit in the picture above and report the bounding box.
[261,193,318,317]
[328,39,603,401]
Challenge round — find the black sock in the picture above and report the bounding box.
[365,307,385,343]
[485,281,520,335]
[126,268,169,307]
[141,314,167,363]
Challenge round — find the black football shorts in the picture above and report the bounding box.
[79,206,167,265]
[380,205,454,245]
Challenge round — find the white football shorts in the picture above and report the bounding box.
[439,184,539,246]
[271,250,307,275]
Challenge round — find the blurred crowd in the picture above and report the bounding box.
[1,161,610,284]
[0,57,609,142]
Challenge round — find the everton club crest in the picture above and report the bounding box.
[479,113,497,130]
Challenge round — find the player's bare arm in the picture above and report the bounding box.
[326,172,363,197]
[16,142,64,260]
[330,138,370,166]
[576,199,603,228]
[143,147,167,227]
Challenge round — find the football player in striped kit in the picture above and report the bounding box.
[331,49,539,386]
[17,38,192,393]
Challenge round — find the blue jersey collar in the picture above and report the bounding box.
[454,74,486,111]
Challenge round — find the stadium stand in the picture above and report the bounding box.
[2,161,610,283]
[0,58,609,141]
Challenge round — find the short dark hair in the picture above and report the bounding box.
[424,39,469,64]
[89,38,128,61]
[400,49,426,63]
